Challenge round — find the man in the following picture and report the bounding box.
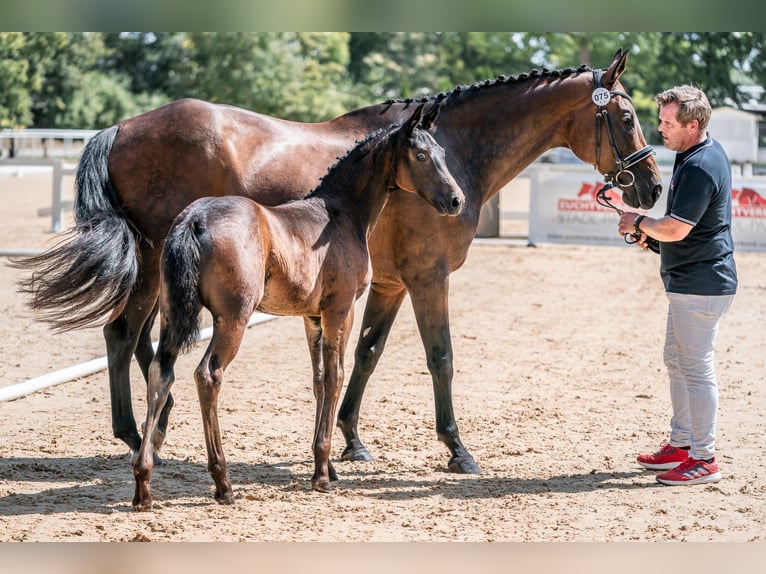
[618,85,738,486]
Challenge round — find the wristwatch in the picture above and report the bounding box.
[633,214,646,235]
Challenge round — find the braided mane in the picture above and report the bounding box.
[307,125,397,200]
[381,64,592,107]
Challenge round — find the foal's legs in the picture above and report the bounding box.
[311,309,354,492]
[337,284,407,462]
[303,316,337,482]
[194,318,249,505]
[132,340,179,511]
[134,302,173,454]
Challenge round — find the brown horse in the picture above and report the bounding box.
[131,105,464,509]
[15,49,661,475]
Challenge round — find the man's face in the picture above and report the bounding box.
[658,102,700,153]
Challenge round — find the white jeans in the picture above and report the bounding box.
[664,292,735,461]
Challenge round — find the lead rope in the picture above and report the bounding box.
[596,182,660,253]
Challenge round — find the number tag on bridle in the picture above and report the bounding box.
[591,87,611,107]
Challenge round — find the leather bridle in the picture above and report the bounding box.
[592,68,655,188]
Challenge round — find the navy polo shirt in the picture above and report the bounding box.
[660,135,738,295]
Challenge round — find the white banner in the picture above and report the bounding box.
[527,168,766,252]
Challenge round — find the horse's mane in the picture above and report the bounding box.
[380,64,592,107]
[307,123,400,200]
[305,63,595,199]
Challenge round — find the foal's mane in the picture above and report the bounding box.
[381,63,592,108]
[308,123,401,200]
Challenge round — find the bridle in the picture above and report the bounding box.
[592,68,655,189]
[592,68,659,252]
[596,184,659,253]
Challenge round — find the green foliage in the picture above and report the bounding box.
[163,32,356,122]
[0,33,33,128]
[1,32,765,135]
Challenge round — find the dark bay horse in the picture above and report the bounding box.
[132,106,464,509]
[15,49,662,475]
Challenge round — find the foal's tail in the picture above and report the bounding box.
[12,125,139,331]
[158,217,205,355]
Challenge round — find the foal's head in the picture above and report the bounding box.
[386,104,465,217]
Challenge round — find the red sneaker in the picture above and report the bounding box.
[656,457,721,486]
[636,442,689,470]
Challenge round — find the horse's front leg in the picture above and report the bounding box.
[303,316,336,482]
[337,284,407,462]
[409,277,480,474]
[311,310,353,492]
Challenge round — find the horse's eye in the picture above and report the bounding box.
[416,152,427,161]
[622,113,633,126]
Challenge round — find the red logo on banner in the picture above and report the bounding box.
[560,182,766,218]
[558,181,623,212]
[732,187,766,218]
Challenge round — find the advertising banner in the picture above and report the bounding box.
[527,167,766,252]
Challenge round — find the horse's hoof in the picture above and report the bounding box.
[311,478,333,493]
[152,429,166,452]
[152,450,164,467]
[340,445,374,463]
[448,455,481,474]
[130,448,163,467]
[214,485,235,505]
[132,499,153,512]
[134,449,164,466]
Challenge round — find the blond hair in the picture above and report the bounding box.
[654,85,712,132]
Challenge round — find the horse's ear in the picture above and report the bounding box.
[405,104,425,135]
[603,48,628,88]
[421,103,441,131]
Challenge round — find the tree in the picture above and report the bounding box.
[3,32,766,135]
[166,32,356,122]
[0,33,33,128]
[101,32,190,96]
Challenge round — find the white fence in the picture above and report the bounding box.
[0,158,77,233]
[0,129,98,233]
[0,129,97,160]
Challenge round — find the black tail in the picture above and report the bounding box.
[11,125,139,331]
[160,217,204,354]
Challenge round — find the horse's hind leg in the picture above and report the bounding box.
[194,319,248,505]
[134,302,173,453]
[105,248,163,454]
[337,284,407,463]
[132,345,178,511]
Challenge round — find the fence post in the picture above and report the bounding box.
[476,193,499,237]
[51,160,63,233]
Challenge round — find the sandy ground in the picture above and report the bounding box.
[1,168,765,547]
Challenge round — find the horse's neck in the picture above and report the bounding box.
[346,154,392,236]
[352,74,589,204]
[442,81,586,200]
[315,143,392,238]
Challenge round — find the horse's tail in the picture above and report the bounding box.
[12,124,139,332]
[159,216,204,355]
